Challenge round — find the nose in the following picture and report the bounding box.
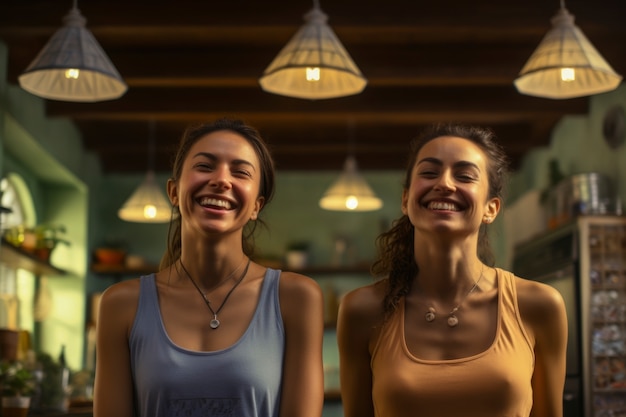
[209,165,232,189]
[434,171,455,192]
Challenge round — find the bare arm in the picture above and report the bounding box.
[93,280,140,417]
[336,284,382,417]
[518,278,568,417]
[278,272,325,417]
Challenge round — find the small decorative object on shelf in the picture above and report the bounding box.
[35,351,71,414]
[3,224,69,262]
[0,359,36,417]
[93,247,126,266]
[285,241,311,270]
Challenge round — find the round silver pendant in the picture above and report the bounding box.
[425,308,436,322]
[210,318,220,329]
[447,315,459,327]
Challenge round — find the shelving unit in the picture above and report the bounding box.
[90,262,372,277]
[0,239,65,276]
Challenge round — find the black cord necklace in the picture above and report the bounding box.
[180,257,251,329]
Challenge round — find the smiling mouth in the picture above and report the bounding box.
[427,201,461,211]
[198,197,233,210]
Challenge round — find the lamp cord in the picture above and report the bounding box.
[148,119,156,172]
[347,119,356,157]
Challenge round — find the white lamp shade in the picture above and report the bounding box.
[319,156,383,212]
[514,7,622,99]
[259,6,367,100]
[118,171,171,223]
[18,6,127,102]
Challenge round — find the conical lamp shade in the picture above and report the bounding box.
[18,5,127,102]
[514,6,622,99]
[259,5,367,100]
[319,156,383,212]
[118,171,171,223]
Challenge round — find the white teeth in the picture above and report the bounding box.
[428,201,459,211]
[199,197,232,209]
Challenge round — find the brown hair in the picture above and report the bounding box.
[371,122,510,316]
[159,118,276,269]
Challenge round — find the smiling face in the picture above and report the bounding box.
[167,129,264,237]
[401,136,500,238]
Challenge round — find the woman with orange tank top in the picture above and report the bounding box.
[337,123,568,417]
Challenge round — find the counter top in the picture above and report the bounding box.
[31,404,93,417]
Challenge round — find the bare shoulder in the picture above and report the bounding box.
[277,270,324,328]
[338,281,386,328]
[515,276,565,318]
[101,277,141,302]
[514,275,567,339]
[278,270,323,298]
[99,278,142,318]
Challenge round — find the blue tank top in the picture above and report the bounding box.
[129,268,285,417]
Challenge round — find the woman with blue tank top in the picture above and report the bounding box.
[94,118,325,417]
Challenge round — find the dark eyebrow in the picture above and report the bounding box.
[416,157,481,172]
[193,152,256,172]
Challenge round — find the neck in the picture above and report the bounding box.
[412,260,485,302]
[178,252,248,289]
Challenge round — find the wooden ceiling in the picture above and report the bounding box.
[0,0,624,173]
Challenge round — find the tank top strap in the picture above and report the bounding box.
[494,268,534,353]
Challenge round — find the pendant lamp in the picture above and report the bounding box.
[259,0,367,100]
[118,121,171,223]
[319,122,382,211]
[319,156,383,211]
[18,0,127,102]
[514,0,622,99]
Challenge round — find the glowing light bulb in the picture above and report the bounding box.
[65,68,80,79]
[144,204,157,219]
[306,67,321,82]
[561,68,575,82]
[345,196,359,210]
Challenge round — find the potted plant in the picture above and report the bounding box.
[0,360,35,417]
[33,224,70,262]
[285,241,311,269]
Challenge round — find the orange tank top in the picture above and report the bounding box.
[370,268,535,417]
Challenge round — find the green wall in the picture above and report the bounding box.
[499,85,626,270]
[508,85,626,205]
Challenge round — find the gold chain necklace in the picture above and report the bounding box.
[424,267,485,327]
[179,258,251,329]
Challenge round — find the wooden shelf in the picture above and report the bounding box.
[91,262,371,278]
[290,264,372,275]
[91,263,158,276]
[0,240,66,276]
[324,389,341,402]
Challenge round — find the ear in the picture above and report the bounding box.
[401,189,409,215]
[483,197,501,224]
[166,178,178,206]
[249,196,265,221]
